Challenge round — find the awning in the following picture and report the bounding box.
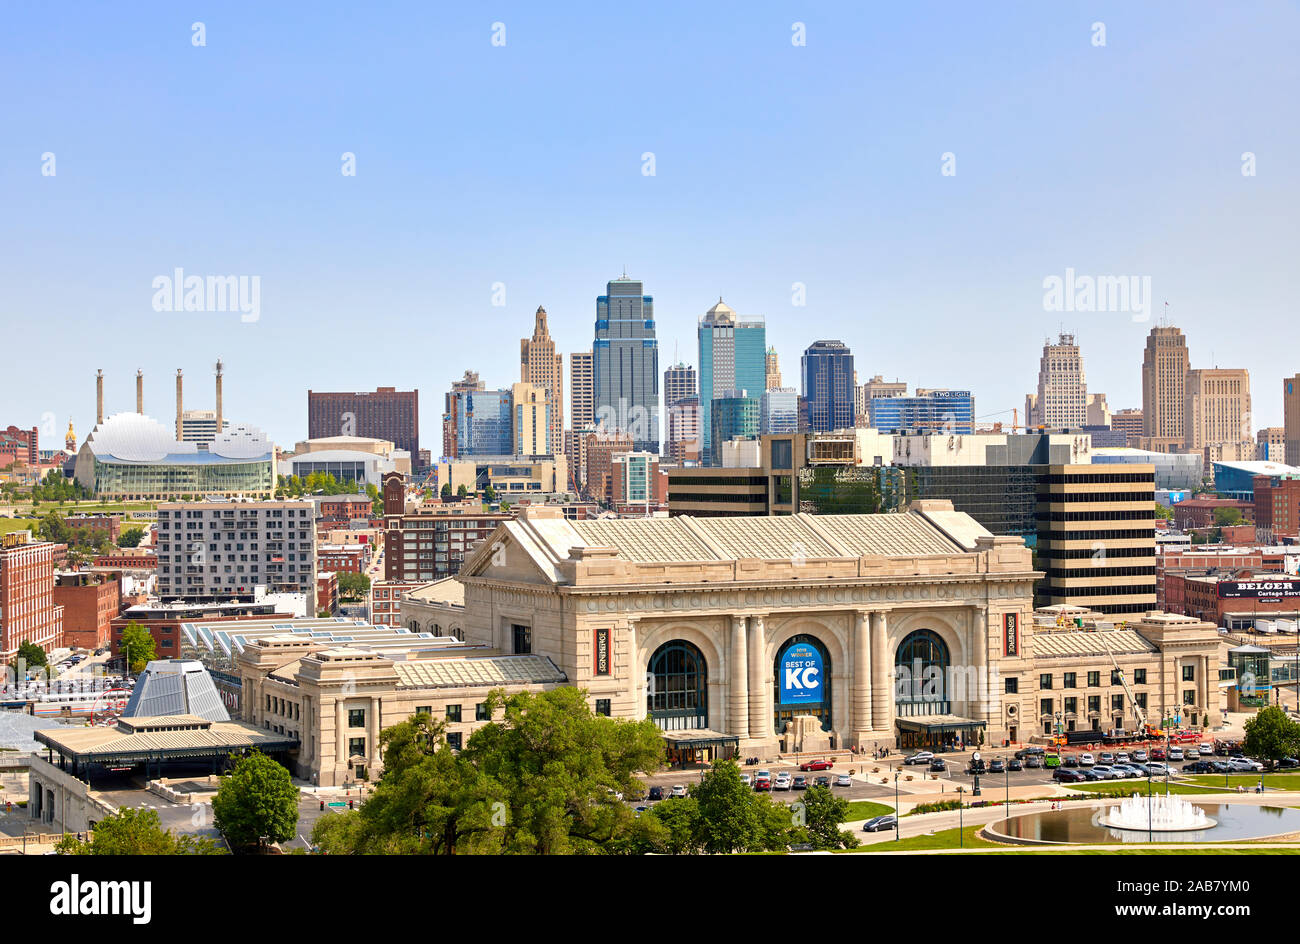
[894,714,986,734]
[660,728,739,751]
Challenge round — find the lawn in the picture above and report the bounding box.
[844,825,1001,852]
[1064,781,1229,797]
[1186,773,1300,791]
[843,800,894,820]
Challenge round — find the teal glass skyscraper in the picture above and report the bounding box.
[697,298,766,464]
[593,275,659,452]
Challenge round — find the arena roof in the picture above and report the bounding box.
[83,413,272,465]
[34,715,296,763]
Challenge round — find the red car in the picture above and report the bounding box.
[1150,747,1166,761]
[799,759,834,772]
[753,776,772,791]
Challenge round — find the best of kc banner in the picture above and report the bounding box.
[779,641,823,704]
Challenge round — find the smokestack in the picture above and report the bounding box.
[136,369,144,414]
[215,359,224,434]
[176,369,184,440]
[96,369,104,425]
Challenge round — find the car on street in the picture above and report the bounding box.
[988,759,1006,774]
[834,774,853,787]
[1079,753,1095,767]
[862,814,897,833]
[791,775,809,790]
[799,759,834,771]
[1007,759,1023,772]
[647,786,664,801]
[928,758,947,772]
[1063,754,1079,768]
[670,784,688,797]
[1053,768,1085,783]
[902,752,933,766]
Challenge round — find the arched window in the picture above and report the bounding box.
[895,630,951,717]
[772,634,832,734]
[647,641,708,731]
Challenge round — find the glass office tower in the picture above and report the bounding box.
[594,276,659,453]
[801,340,856,432]
[698,299,766,464]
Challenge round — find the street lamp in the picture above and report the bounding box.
[893,770,900,842]
[971,750,982,797]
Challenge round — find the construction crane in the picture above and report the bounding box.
[1094,620,1161,739]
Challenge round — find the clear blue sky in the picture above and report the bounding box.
[2,1,1296,448]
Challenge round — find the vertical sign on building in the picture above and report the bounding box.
[1003,612,1019,657]
[594,627,611,676]
[778,640,823,704]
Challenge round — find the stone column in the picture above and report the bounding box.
[870,611,890,736]
[335,699,346,779]
[729,617,749,740]
[369,696,380,771]
[970,605,988,722]
[747,615,767,738]
[627,619,640,720]
[852,611,872,738]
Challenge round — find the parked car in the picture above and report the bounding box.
[1053,768,1085,783]
[670,784,688,797]
[1198,744,1214,756]
[1090,765,1121,780]
[988,759,1006,774]
[834,774,853,787]
[1025,755,1043,769]
[1015,746,1046,760]
[738,774,751,787]
[1007,759,1023,772]
[1112,764,1142,779]
[647,785,664,801]
[1099,752,1115,764]
[799,759,834,771]
[1182,760,1216,774]
[1079,753,1095,767]
[1063,755,1079,768]
[1115,752,1131,764]
[1077,768,1104,781]
[753,776,772,791]
[1131,749,1149,763]
[791,775,809,790]
[1167,748,1183,761]
[814,775,831,788]
[1144,762,1172,777]
[1043,754,1060,768]
[862,814,897,833]
[902,752,934,767]
[1278,757,1300,769]
[929,758,947,772]
[1229,758,1264,772]
[774,775,793,791]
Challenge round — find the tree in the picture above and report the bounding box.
[1154,503,1173,521]
[457,484,469,499]
[641,796,701,854]
[212,751,299,851]
[483,485,497,502]
[337,572,370,600]
[14,641,47,671]
[118,527,145,548]
[55,807,223,855]
[37,512,69,545]
[440,483,453,501]
[691,759,769,853]
[796,785,860,850]
[119,621,157,673]
[1214,507,1244,527]
[1243,705,1300,769]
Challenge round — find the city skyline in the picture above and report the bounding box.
[3,4,1296,447]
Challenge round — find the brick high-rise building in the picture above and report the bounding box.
[520,306,564,455]
[53,572,120,650]
[0,534,64,659]
[1111,408,1144,446]
[308,387,419,464]
[663,363,699,465]
[1140,325,1189,452]
[1254,472,1300,543]
[1184,368,1251,453]
[381,472,509,582]
[0,426,38,468]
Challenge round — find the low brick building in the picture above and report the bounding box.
[1172,497,1253,530]
[52,572,120,650]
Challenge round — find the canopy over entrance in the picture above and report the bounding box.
[895,714,986,751]
[661,728,739,766]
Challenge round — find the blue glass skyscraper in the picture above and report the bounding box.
[697,298,766,464]
[801,340,856,432]
[593,276,659,452]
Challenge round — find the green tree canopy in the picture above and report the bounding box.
[1214,507,1245,527]
[1243,705,1300,768]
[118,526,145,548]
[55,807,224,855]
[440,483,453,501]
[337,572,371,600]
[212,751,300,851]
[119,621,157,674]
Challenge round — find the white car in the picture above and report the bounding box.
[739,773,752,786]
[1168,748,1185,761]
[1144,762,1172,776]
[1132,750,1148,763]
[774,775,792,791]
[1198,744,1214,756]
[669,784,687,798]
[1115,752,1130,764]
[1079,753,1095,767]
[834,774,852,787]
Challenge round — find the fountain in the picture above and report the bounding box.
[1097,792,1217,831]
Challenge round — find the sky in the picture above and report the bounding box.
[2,1,1297,450]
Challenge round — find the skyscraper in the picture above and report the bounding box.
[442,371,485,457]
[765,347,782,390]
[593,276,659,453]
[710,389,759,455]
[760,388,799,434]
[1031,333,1088,429]
[698,299,766,464]
[1184,368,1251,453]
[1286,375,1300,467]
[511,381,550,456]
[520,306,564,455]
[801,340,856,432]
[663,362,699,464]
[308,387,420,462]
[1141,325,1189,452]
[569,351,594,433]
[663,362,696,407]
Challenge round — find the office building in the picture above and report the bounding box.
[442,371,485,457]
[520,306,564,456]
[1258,427,1285,462]
[801,340,856,433]
[308,387,419,462]
[663,362,696,409]
[765,347,782,390]
[760,388,800,434]
[0,534,64,660]
[570,352,594,434]
[593,276,659,453]
[381,473,509,583]
[1213,461,1300,500]
[1140,325,1189,452]
[447,387,513,457]
[1091,447,1202,490]
[1253,473,1300,543]
[583,430,635,505]
[1030,333,1088,429]
[710,390,760,456]
[53,573,120,651]
[1285,375,1300,467]
[155,500,317,601]
[1110,409,1144,446]
[510,382,550,457]
[869,390,975,434]
[0,426,39,467]
[1184,368,1251,454]
[664,396,701,465]
[432,455,568,498]
[610,452,667,511]
[856,375,907,423]
[698,299,766,464]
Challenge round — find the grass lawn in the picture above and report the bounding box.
[1186,773,1300,791]
[844,825,1000,852]
[844,800,894,820]
[0,518,36,534]
[1064,781,1228,797]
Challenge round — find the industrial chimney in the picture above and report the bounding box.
[96,369,104,425]
[215,359,224,434]
[176,369,184,440]
[136,369,144,414]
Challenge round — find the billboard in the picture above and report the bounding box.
[1218,580,1300,600]
[779,641,824,705]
